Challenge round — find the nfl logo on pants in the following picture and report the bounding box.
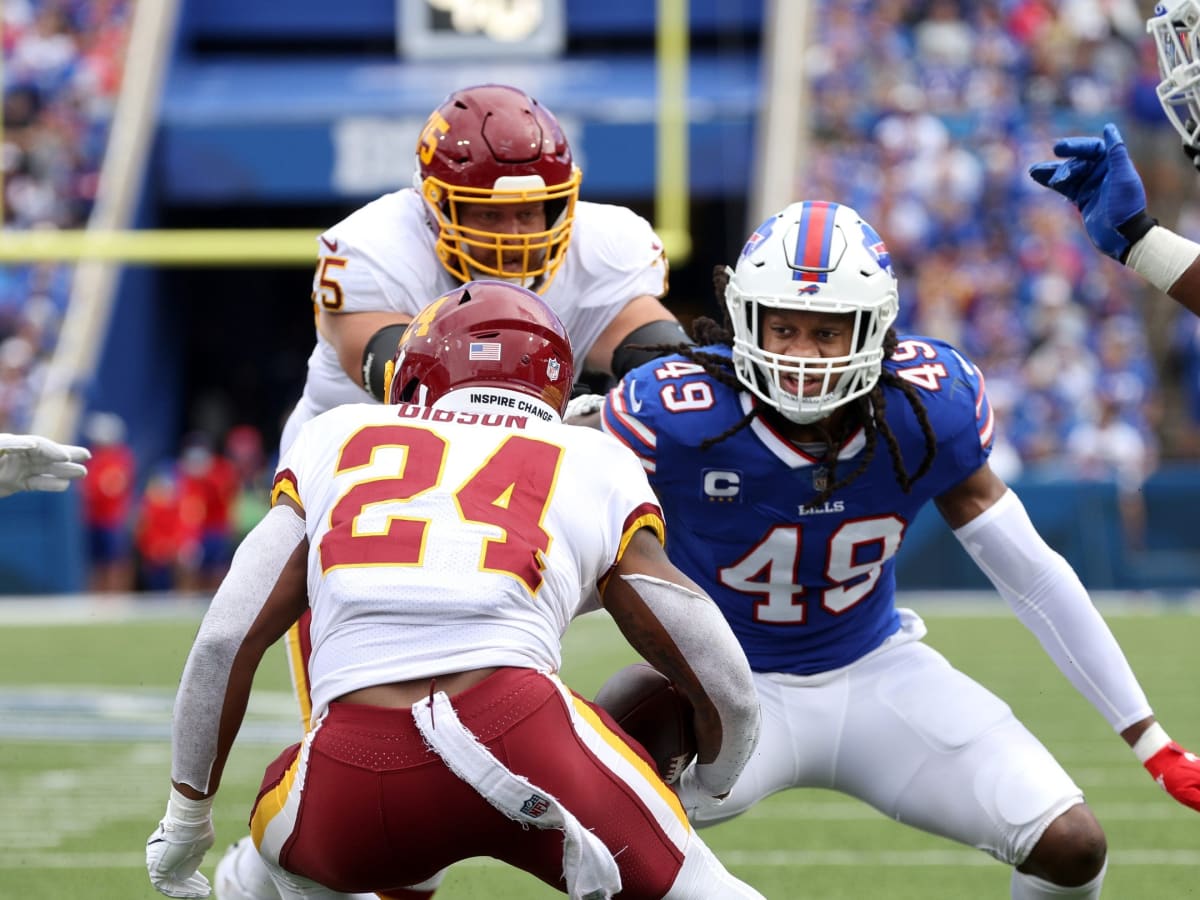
[521,793,551,818]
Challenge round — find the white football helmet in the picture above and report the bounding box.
[1149,0,1200,148]
[724,201,899,424]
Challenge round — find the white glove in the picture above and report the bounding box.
[0,433,90,498]
[673,760,728,821]
[565,392,605,421]
[146,787,215,898]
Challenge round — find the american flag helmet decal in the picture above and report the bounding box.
[468,341,502,361]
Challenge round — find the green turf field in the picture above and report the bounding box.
[0,597,1197,899]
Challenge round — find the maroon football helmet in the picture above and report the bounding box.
[415,84,581,291]
[388,280,575,416]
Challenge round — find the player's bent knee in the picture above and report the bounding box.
[1020,803,1107,886]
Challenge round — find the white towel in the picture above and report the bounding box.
[413,689,622,900]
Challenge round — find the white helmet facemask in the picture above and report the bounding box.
[725,201,900,425]
[1149,0,1200,148]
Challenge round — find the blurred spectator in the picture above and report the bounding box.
[80,410,134,592]
[0,336,38,430]
[134,466,188,593]
[914,0,974,72]
[873,82,952,161]
[176,435,239,591]
[1170,311,1200,456]
[224,423,270,544]
[1065,392,1156,550]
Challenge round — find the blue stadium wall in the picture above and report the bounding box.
[158,0,764,204]
[23,469,1198,595]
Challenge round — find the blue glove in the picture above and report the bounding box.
[1028,122,1156,262]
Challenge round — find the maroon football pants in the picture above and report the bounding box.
[250,667,689,898]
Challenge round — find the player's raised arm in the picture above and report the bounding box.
[1029,122,1200,318]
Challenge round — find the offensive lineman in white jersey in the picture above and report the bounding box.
[145,282,762,900]
[282,82,688,453]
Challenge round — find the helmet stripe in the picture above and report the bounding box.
[794,200,839,282]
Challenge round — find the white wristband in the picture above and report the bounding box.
[1125,226,1200,293]
[1131,721,1172,764]
[166,786,214,825]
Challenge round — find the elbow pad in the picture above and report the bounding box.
[618,573,760,796]
[611,319,692,378]
[952,489,1151,731]
[362,323,408,401]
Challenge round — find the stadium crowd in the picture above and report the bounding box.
[798,0,1194,490]
[0,0,130,432]
[5,0,1200,587]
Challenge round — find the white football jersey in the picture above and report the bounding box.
[273,389,665,720]
[286,189,668,452]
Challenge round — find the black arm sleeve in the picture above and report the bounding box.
[610,319,693,378]
[361,323,409,401]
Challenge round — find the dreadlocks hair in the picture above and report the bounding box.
[660,264,940,508]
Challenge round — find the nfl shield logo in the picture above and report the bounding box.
[546,358,561,382]
[521,794,551,818]
[812,466,828,492]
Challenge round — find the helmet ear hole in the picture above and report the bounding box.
[397,377,421,404]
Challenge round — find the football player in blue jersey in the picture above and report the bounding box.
[600,201,1200,899]
[1029,2,1200,317]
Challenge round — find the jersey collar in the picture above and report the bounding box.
[740,393,865,468]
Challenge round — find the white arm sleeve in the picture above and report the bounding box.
[171,506,307,793]
[618,573,760,797]
[952,489,1151,732]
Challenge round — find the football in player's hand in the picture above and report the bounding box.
[594,662,697,784]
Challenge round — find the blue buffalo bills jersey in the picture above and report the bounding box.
[601,338,994,674]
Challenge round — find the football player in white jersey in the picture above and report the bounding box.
[229,83,692,900]
[1029,2,1200,317]
[282,82,688,453]
[602,202,1200,899]
[0,433,89,497]
[146,282,762,900]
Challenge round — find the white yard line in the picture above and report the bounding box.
[0,591,1196,627]
[0,686,301,743]
[0,593,210,625]
[0,744,167,852]
[0,592,1195,628]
